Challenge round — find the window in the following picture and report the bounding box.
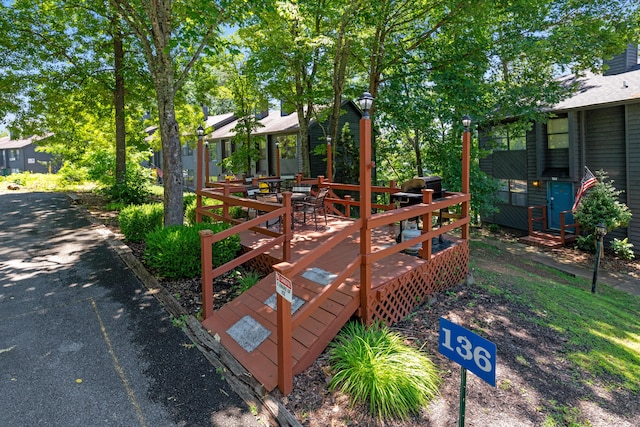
[547,117,568,149]
[276,134,297,159]
[182,144,193,157]
[205,140,217,162]
[497,179,527,206]
[491,124,527,151]
[9,149,19,161]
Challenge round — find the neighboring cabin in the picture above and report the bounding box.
[0,134,56,176]
[205,100,373,182]
[480,44,640,248]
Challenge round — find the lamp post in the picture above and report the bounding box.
[461,115,471,240]
[196,125,204,191]
[592,222,607,294]
[275,142,281,177]
[204,139,210,187]
[326,136,332,181]
[358,91,374,323]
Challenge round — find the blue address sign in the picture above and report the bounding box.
[439,317,497,387]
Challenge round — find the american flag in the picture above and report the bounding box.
[572,167,597,211]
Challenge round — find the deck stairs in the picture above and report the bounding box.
[200,268,359,392]
[519,230,577,249]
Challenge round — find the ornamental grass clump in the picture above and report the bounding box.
[329,321,441,420]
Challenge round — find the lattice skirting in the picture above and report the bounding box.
[240,246,281,276]
[369,240,469,325]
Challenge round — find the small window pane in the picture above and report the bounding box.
[512,192,527,206]
[548,133,569,149]
[510,135,526,150]
[548,118,568,134]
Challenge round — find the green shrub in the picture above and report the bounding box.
[183,193,197,211]
[101,166,152,205]
[184,196,222,225]
[487,223,500,233]
[143,222,240,279]
[576,233,596,253]
[119,203,164,242]
[611,237,635,260]
[58,161,90,184]
[574,170,631,242]
[230,205,245,219]
[329,321,441,420]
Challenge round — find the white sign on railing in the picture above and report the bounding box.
[275,271,293,303]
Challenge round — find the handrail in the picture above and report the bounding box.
[198,188,293,319]
[560,210,580,244]
[527,204,548,234]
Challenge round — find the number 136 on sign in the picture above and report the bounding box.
[439,317,496,387]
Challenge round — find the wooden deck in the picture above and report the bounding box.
[201,217,434,392]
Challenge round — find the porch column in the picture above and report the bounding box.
[358,92,374,324]
[461,116,471,240]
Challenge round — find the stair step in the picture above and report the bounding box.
[519,235,564,249]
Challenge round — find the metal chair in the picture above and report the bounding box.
[297,187,329,230]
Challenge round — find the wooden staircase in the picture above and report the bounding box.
[201,270,359,392]
[519,230,576,249]
[521,205,580,249]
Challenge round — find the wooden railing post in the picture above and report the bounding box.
[359,111,373,324]
[560,211,566,244]
[344,195,352,218]
[199,229,214,320]
[274,262,294,396]
[281,192,292,262]
[222,185,230,220]
[528,207,534,235]
[461,124,471,240]
[421,189,434,260]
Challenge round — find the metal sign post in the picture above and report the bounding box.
[439,317,497,426]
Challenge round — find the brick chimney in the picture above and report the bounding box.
[603,44,638,76]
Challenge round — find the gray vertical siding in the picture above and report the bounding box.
[627,102,640,250]
[585,105,628,241]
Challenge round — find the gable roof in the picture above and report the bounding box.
[208,111,299,140]
[553,67,640,112]
[0,134,52,149]
[208,100,365,140]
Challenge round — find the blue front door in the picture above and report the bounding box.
[547,181,574,230]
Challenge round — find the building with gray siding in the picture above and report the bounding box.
[480,45,640,249]
[0,134,56,176]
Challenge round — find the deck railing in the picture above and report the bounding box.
[196,180,470,395]
[527,204,548,234]
[271,188,470,394]
[197,185,293,320]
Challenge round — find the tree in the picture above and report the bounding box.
[109,0,228,225]
[0,0,151,188]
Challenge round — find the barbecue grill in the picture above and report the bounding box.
[391,176,443,208]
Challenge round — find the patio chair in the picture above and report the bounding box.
[297,187,329,230]
[244,186,261,219]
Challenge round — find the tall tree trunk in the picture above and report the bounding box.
[413,128,423,177]
[329,14,351,181]
[113,28,126,185]
[156,76,184,226]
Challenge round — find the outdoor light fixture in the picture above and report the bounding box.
[197,125,204,137]
[358,91,374,118]
[462,115,471,129]
[326,136,331,145]
[595,222,607,238]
